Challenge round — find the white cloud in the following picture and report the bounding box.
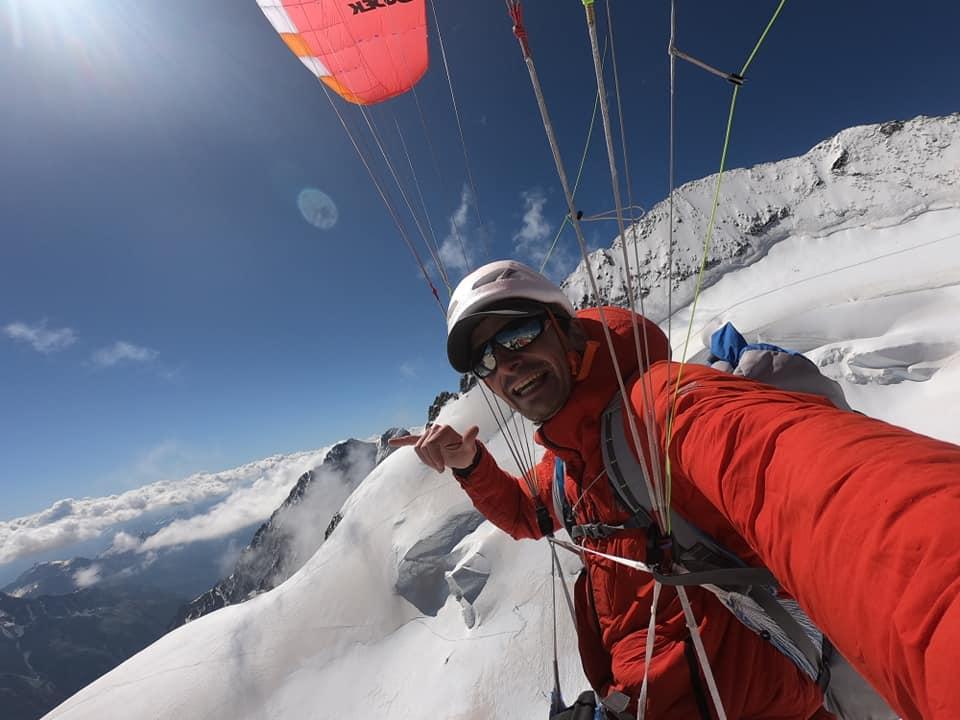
[0,449,329,566]
[439,185,479,275]
[513,189,552,249]
[3,320,77,353]
[91,341,158,367]
[399,362,416,379]
[139,480,285,551]
[106,531,142,554]
[510,189,578,280]
[73,564,102,589]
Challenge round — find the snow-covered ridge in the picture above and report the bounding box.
[564,114,960,322]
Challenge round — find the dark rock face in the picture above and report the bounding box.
[879,120,905,136]
[324,512,343,541]
[427,391,458,424]
[376,427,410,465]
[172,439,379,627]
[745,206,791,236]
[831,148,850,173]
[0,587,183,720]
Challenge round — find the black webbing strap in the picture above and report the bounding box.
[536,502,555,537]
[651,565,777,587]
[569,513,650,541]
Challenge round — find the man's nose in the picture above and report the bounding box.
[494,345,524,371]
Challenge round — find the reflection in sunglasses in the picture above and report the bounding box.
[473,316,546,378]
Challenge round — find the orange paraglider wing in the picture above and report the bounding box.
[257,0,428,105]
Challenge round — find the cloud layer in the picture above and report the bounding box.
[0,448,330,567]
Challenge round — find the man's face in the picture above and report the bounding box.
[469,313,573,423]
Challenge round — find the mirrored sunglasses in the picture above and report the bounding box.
[472,315,546,378]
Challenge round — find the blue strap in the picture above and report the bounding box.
[553,457,570,532]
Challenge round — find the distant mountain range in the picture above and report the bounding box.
[0,426,424,720]
[0,585,184,720]
[2,528,257,601]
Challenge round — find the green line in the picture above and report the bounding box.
[675,87,739,375]
[663,0,789,529]
[540,43,604,274]
[740,0,788,76]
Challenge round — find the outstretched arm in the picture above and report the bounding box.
[649,362,960,720]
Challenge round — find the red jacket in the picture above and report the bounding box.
[458,307,960,719]
[460,307,823,718]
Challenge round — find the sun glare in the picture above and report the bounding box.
[9,0,130,78]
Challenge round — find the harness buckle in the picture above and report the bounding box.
[646,523,677,571]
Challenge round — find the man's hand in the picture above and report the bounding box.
[388,425,480,473]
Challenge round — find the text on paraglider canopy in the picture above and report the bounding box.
[349,0,414,16]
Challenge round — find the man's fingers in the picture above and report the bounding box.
[387,434,421,447]
[416,428,445,473]
[394,425,479,474]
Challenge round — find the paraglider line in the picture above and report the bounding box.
[392,109,452,294]
[430,0,489,264]
[582,0,671,526]
[320,87,444,315]
[540,36,609,275]
[667,0,789,514]
[411,86,471,274]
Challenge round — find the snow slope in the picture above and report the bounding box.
[43,115,960,720]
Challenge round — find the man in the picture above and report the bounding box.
[392,260,960,720]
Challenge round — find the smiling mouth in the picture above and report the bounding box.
[511,372,547,397]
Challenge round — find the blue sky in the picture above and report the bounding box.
[2,0,958,521]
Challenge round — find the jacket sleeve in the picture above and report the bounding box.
[454,442,559,540]
[647,362,960,720]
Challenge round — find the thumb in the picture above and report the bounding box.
[461,426,480,448]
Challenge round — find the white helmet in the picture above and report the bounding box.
[446,260,575,372]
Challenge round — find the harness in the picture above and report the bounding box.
[552,392,831,691]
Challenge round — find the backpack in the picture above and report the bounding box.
[552,323,896,720]
[548,691,602,720]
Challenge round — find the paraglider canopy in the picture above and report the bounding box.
[256,0,428,105]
